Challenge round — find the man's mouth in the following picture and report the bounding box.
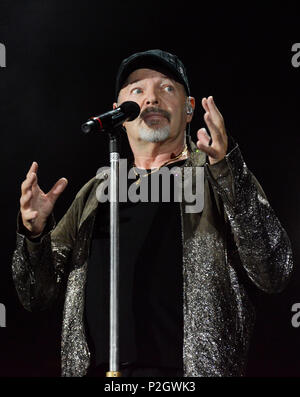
[140,107,171,123]
[143,113,167,123]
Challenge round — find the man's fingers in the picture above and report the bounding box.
[26,161,38,179]
[22,210,38,223]
[48,178,68,201]
[204,113,223,144]
[200,97,228,164]
[202,97,209,113]
[21,210,39,231]
[21,172,36,195]
[202,97,220,117]
[20,188,32,209]
[207,96,219,114]
[206,96,224,124]
[196,140,219,159]
[197,128,211,145]
[202,96,224,129]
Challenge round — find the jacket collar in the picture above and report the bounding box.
[184,140,207,167]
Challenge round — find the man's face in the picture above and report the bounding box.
[116,68,194,145]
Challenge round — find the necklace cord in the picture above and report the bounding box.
[132,144,188,185]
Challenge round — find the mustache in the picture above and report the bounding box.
[140,107,171,122]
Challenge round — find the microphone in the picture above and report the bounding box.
[81,101,140,134]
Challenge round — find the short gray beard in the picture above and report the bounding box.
[138,125,170,143]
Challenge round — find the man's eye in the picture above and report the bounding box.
[164,85,174,92]
[132,88,143,94]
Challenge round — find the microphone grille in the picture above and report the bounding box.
[120,101,140,121]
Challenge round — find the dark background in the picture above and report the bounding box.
[0,1,299,377]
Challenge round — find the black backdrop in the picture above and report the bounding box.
[0,1,299,377]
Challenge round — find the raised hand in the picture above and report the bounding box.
[20,162,68,236]
[196,96,228,165]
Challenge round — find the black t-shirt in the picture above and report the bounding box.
[84,160,185,369]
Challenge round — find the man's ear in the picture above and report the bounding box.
[186,96,195,123]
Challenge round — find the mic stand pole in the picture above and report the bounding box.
[106,132,121,377]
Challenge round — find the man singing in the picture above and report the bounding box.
[12,49,293,377]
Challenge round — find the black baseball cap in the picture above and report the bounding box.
[115,49,190,100]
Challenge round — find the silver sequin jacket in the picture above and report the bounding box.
[12,141,293,377]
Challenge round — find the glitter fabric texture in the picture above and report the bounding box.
[12,142,293,377]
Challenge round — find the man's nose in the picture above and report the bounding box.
[146,98,159,105]
[145,87,159,106]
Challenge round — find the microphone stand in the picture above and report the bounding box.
[82,102,140,377]
[106,132,122,377]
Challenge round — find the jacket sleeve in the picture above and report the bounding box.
[204,142,293,293]
[11,178,95,312]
